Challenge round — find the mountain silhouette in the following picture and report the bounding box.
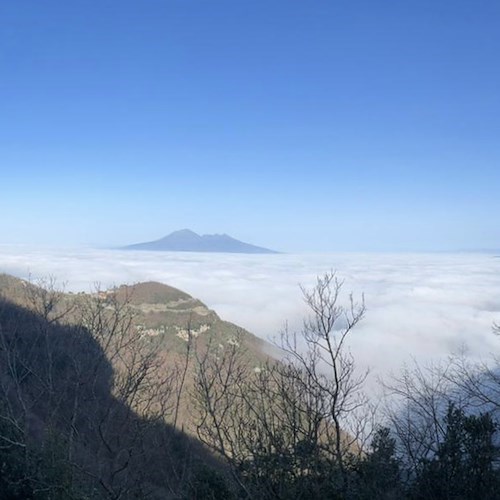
[123,229,279,254]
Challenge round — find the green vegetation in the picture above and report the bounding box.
[0,272,499,499]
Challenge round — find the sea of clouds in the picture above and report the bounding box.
[0,245,499,385]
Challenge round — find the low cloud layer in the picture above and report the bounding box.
[1,245,499,383]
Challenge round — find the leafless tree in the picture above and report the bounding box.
[281,273,369,478]
[192,271,369,498]
[382,360,455,481]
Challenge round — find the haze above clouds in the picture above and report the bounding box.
[1,246,498,382]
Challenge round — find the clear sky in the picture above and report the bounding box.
[1,0,499,252]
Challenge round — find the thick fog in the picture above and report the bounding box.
[1,245,499,379]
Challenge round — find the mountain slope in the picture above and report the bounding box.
[123,229,279,254]
[0,274,234,498]
[0,273,270,367]
[0,274,272,427]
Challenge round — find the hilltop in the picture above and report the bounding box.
[0,273,270,370]
[123,229,279,253]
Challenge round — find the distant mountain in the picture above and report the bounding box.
[123,229,279,254]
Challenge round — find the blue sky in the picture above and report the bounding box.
[1,0,499,252]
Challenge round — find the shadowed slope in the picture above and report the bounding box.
[0,287,227,499]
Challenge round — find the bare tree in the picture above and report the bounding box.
[71,286,178,498]
[382,360,454,482]
[284,273,368,467]
[193,271,368,498]
[386,321,500,470]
